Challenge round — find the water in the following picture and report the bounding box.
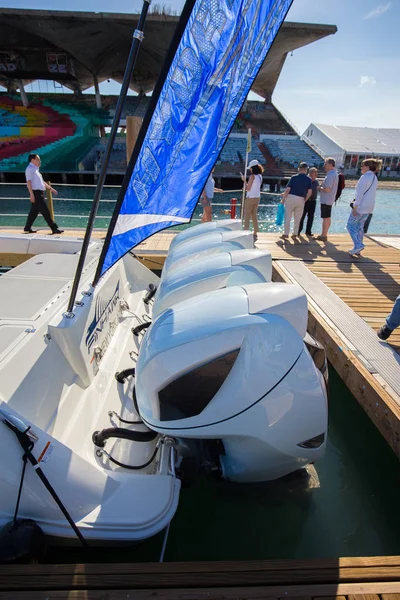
[50,368,400,564]
[0,184,399,234]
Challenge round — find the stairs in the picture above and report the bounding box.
[257,142,283,176]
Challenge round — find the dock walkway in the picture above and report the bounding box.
[255,234,400,458]
[1,555,400,599]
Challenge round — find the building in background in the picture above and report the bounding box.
[302,124,400,176]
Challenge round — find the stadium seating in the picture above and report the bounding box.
[0,94,104,171]
[257,142,283,176]
[261,136,324,168]
[219,136,266,167]
[0,93,323,175]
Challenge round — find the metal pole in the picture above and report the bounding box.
[66,0,151,315]
[46,181,54,222]
[241,128,251,222]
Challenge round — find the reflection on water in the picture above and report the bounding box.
[1,185,399,235]
[49,368,400,564]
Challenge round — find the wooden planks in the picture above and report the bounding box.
[0,557,400,599]
[0,252,34,267]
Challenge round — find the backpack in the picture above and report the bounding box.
[335,173,345,201]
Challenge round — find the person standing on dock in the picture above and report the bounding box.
[316,158,338,242]
[298,167,319,236]
[279,162,312,240]
[242,160,264,240]
[346,158,381,256]
[24,154,64,235]
[200,169,223,223]
[378,295,400,341]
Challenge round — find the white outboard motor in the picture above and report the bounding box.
[136,283,328,483]
[169,219,242,253]
[153,250,272,318]
[163,230,254,275]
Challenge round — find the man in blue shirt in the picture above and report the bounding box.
[280,162,312,239]
[316,157,338,241]
[299,166,319,236]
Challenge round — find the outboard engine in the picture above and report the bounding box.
[153,249,272,318]
[163,230,254,275]
[169,219,242,253]
[135,283,328,483]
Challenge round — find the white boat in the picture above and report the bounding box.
[0,221,328,545]
[0,0,328,551]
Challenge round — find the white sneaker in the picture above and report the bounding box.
[349,245,364,255]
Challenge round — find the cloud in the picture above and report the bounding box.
[359,75,377,88]
[364,2,391,19]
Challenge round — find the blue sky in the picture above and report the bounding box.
[1,0,398,133]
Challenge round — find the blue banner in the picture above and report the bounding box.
[99,0,292,276]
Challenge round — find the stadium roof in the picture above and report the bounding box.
[312,124,400,156]
[0,8,336,96]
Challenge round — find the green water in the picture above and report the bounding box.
[1,185,399,234]
[50,368,400,564]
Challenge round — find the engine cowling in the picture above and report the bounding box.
[136,284,328,483]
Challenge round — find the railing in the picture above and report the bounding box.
[0,183,283,227]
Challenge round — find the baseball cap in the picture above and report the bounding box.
[299,162,308,169]
[247,160,259,168]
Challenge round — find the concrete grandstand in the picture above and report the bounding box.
[0,8,337,184]
[302,124,400,176]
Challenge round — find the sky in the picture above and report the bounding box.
[1,0,399,134]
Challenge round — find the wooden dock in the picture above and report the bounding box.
[257,234,400,458]
[1,555,400,598]
[1,229,400,457]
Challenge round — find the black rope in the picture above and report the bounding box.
[103,445,159,471]
[4,422,88,548]
[13,447,31,527]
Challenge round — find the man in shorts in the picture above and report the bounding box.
[316,157,338,241]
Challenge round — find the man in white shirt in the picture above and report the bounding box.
[24,154,63,234]
[315,157,338,241]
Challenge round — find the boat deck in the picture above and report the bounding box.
[1,556,400,599]
[1,229,400,457]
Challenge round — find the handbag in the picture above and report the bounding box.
[275,202,285,226]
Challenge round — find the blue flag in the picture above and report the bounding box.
[98,0,292,277]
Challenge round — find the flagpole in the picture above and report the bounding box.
[65,0,151,316]
[92,0,197,287]
[241,128,251,221]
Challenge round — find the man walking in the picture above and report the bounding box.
[316,157,338,242]
[298,166,319,236]
[24,154,63,234]
[280,162,312,239]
